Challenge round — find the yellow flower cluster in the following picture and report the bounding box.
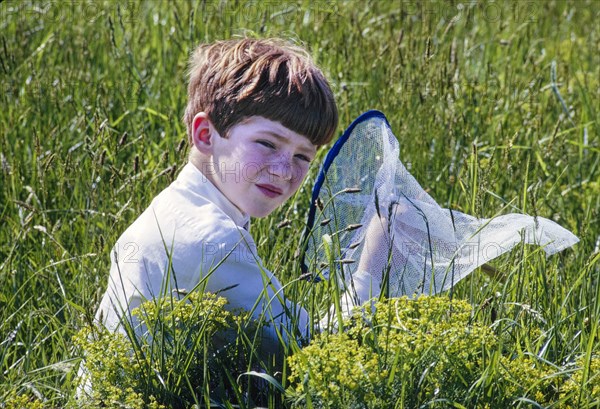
[72,326,148,408]
[3,394,45,409]
[287,296,598,408]
[72,291,256,408]
[288,333,387,408]
[560,355,600,407]
[288,296,495,408]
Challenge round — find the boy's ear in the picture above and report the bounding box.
[191,112,216,154]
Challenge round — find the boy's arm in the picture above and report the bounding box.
[95,230,310,344]
[202,233,310,344]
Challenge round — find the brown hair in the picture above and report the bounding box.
[183,38,338,146]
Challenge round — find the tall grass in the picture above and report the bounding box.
[1,0,598,407]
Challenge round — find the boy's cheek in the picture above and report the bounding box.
[289,172,306,186]
[293,163,310,182]
[291,172,309,193]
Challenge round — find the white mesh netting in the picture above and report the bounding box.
[303,112,579,298]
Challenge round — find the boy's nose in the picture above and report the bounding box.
[268,154,294,181]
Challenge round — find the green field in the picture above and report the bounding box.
[1,1,598,407]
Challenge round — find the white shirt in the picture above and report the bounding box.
[95,162,310,343]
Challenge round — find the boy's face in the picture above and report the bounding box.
[193,114,317,218]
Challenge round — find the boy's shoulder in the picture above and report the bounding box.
[117,163,252,254]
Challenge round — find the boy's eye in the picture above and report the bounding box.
[295,154,312,163]
[257,140,276,149]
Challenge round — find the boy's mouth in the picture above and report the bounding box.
[256,183,283,198]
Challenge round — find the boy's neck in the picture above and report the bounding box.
[187,148,248,220]
[189,148,221,186]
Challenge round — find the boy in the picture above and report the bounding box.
[94,38,339,345]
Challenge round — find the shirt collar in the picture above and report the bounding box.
[176,162,251,229]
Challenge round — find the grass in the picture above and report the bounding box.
[0,0,598,407]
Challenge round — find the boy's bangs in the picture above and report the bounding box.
[229,68,338,145]
[251,97,337,146]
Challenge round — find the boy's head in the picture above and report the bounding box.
[183,38,339,218]
[183,37,338,146]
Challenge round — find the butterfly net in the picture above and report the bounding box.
[302,111,579,298]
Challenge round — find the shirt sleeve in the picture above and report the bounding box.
[95,218,310,346]
[195,228,310,344]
